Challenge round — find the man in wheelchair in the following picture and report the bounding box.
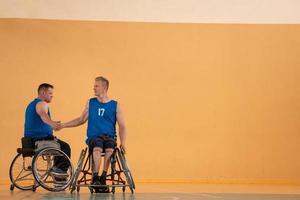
[24,83,71,178]
[61,76,127,193]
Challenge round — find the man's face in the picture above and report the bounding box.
[93,81,106,96]
[42,88,54,103]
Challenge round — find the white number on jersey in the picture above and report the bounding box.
[98,108,105,116]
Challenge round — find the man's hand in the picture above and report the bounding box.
[53,121,62,131]
[120,144,126,154]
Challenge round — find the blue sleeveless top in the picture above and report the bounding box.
[86,98,117,144]
[24,98,53,139]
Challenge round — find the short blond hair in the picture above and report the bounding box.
[95,76,109,90]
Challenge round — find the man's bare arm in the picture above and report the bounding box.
[61,101,89,128]
[116,103,127,152]
[36,101,60,130]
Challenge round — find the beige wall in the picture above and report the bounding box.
[1,0,300,24]
[0,19,300,184]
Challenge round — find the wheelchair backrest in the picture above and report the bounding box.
[21,137,35,157]
[21,137,35,149]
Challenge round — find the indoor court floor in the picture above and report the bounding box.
[2,183,300,200]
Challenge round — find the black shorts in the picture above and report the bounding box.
[89,135,116,150]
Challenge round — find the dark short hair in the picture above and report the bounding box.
[38,83,54,94]
[95,76,109,90]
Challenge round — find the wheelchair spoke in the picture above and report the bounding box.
[16,172,33,181]
[39,170,51,181]
[14,168,25,181]
[15,177,34,182]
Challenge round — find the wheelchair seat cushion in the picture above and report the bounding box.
[35,140,61,152]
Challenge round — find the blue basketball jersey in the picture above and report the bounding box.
[86,98,117,144]
[24,98,53,139]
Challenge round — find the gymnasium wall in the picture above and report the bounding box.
[0,19,299,184]
[0,0,300,184]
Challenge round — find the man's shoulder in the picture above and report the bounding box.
[35,100,48,111]
[89,97,97,101]
[36,100,47,106]
[111,99,118,103]
[87,97,97,106]
[27,98,46,107]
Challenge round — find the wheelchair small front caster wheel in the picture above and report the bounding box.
[112,186,115,194]
[10,184,14,191]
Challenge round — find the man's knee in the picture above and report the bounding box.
[93,147,103,155]
[105,148,114,156]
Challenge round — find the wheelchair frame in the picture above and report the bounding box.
[70,146,135,194]
[9,138,74,192]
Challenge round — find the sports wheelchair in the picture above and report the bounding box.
[9,137,74,192]
[70,140,135,194]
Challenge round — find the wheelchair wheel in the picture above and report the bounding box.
[32,148,73,192]
[89,187,94,193]
[117,148,135,193]
[111,186,116,194]
[70,148,87,193]
[9,153,36,191]
[10,184,14,191]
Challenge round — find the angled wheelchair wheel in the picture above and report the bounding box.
[32,148,73,192]
[70,148,87,193]
[9,153,36,191]
[117,148,135,193]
